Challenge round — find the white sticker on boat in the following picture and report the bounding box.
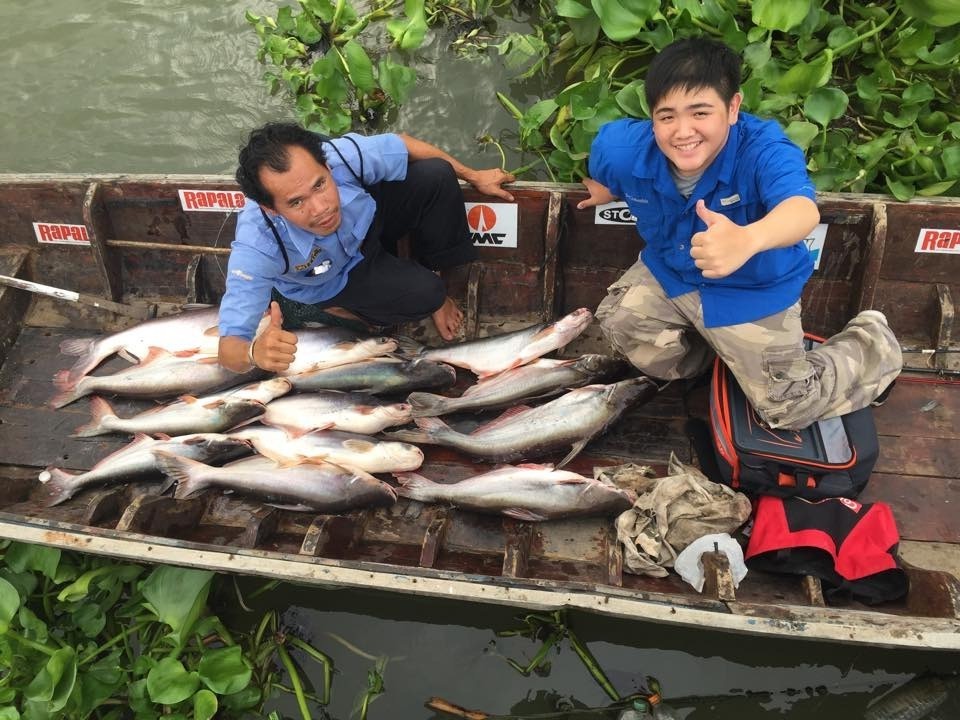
[804,223,828,270]
[178,189,246,212]
[33,222,90,245]
[916,228,960,254]
[466,202,518,248]
[594,202,636,225]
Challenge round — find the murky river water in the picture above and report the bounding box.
[1,2,958,718]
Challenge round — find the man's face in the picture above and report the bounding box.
[651,86,742,178]
[260,145,342,236]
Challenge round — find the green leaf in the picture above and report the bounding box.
[0,708,19,720]
[495,33,549,77]
[24,647,77,712]
[916,179,957,196]
[193,689,218,720]
[775,51,833,95]
[74,602,107,637]
[198,646,252,695]
[916,35,960,65]
[141,566,213,646]
[5,543,61,581]
[590,0,658,42]
[785,121,820,151]
[901,82,934,106]
[615,80,647,118]
[882,105,920,129]
[826,25,858,51]
[57,566,113,603]
[557,0,593,19]
[18,606,48,642]
[885,175,914,201]
[0,576,20,632]
[751,0,813,32]
[302,0,338,25]
[942,145,960,176]
[803,87,848,127]
[743,42,771,70]
[221,685,262,711]
[147,657,200,705]
[896,0,960,26]
[386,0,428,51]
[378,59,416,105]
[342,40,376,94]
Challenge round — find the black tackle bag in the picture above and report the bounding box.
[709,335,879,500]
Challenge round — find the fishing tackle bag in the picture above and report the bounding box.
[709,335,879,500]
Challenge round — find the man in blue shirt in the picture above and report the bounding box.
[578,38,901,430]
[218,122,514,373]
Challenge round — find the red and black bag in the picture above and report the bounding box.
[709,335,879,500]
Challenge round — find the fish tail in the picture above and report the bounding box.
[36,467,80,507]
[154,451,207,499]
[49,371,82,409]
[72,396,117,437]
[407,392,449,417]
[392,335,425,358]
[382,416,451,445]
[392,472,438,501]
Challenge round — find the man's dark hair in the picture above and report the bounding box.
[235,122,327,207]
[645,37,742,112]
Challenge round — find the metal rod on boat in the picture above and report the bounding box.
[105,239,231,255]
[0,273,155,320]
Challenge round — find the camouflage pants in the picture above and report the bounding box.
[596,259,903,430]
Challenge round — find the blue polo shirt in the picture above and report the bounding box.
[589,112,817,328]
[219,133,408,339]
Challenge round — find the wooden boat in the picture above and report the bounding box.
[0,173,958,650]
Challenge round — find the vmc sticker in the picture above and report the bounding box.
[33,222,90,245]
[594,202,636,225]
[466,202,518,248]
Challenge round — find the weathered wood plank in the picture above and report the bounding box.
[861,473,960,543]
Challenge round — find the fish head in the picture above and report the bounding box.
[574,354,631,381]
[366,336,399,354]
[255,377,294,400]
[603,377,658,407]
[380,441,424,470]
[555,308,594,334]
[378,402,413,425]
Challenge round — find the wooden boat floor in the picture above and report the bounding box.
[2,324,959,624]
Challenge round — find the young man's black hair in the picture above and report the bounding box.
[644,37,742,111]
[235,122,328,207]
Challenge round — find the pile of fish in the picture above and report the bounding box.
[39,305,656,520]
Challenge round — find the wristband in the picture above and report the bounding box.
[247,339,258,369]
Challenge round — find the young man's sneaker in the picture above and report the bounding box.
[871,379,896,407]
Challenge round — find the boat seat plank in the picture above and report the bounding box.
[873,376,960,440]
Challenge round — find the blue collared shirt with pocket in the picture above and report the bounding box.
[219,133,408,339]
[589,112,817,328]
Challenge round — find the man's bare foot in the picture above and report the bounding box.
[432,297,463,342]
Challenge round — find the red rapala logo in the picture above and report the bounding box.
[916,228,960,254]
[839,497,862,513]
[467,204,506,245]
[178,189,246,212]
[33,222,90,245]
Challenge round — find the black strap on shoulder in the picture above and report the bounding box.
[260,208,291,275]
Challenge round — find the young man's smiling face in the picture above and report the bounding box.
[260,144,342,236]
[651,86,742,178]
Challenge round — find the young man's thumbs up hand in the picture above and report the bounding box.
[250,300,298,372]
[690,199,762,279]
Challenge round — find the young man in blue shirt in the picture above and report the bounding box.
[578,38,901,430]
[218,122,515,373]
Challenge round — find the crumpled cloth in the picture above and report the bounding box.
[603,453,752,577]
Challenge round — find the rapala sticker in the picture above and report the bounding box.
[178,189,246,212]
[594,202,636,225]
[916,227,960,254]
[466,202,518,248]
[804,223,828,270]
[33,222,90,245]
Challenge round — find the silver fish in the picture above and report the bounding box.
[286,357,456,395]
[864,675,955,720]
[280,327,398,376]
[157,453,397,512]
[228,425,423,473]
[409,308,594,378]
[58,305,223,382]
[49,348,265,409]
[261,392,412,436]
[394,464,634,521]
[408,354,628,417]
[385,377,658,467]
[72,395,266,438]
[36,433,251,507]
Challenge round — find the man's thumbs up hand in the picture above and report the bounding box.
[690,201,760,279]
[250,301,298,372]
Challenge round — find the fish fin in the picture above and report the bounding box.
[516,462,555,471]
[154,451,207,499]
[139,346,173,365]
[474,362,521,379]
[117,348,142,364]
[470,406,534,435]
[72,396,118,438]
[52,369,76,392]
[406,392,448,418]
[202,325,220,337]
[59,337,95,357]
[392,472,435,500]
[196,355,221,364]
[502,508,548,522]
[342,439,376,452]
[201,399,227,410]
[130,432,158,447]
[381,427,433,444]
[556,438,590,469]
[392,335,425,358]
[266,503,316,512]
[153,432,173,441]
[411,416,452,437]
[35,467,81,507]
